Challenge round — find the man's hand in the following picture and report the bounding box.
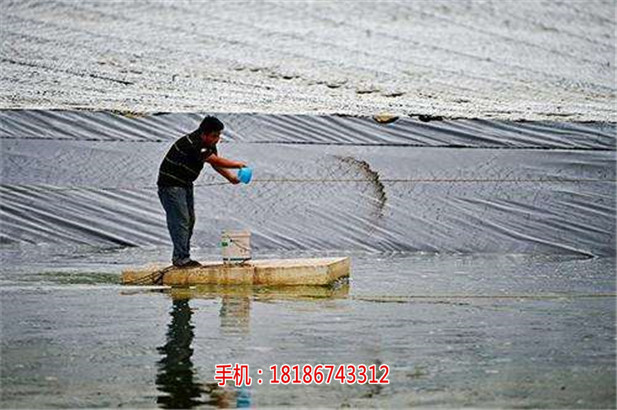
[229,175,241,184]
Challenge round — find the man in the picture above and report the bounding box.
[157,116,246,268]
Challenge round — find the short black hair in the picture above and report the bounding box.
[198,116,224,135]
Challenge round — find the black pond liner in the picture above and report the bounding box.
[0,110,615,256]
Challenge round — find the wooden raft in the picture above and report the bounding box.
[122,257,350,286]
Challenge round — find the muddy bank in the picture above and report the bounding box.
[1,1,615,121]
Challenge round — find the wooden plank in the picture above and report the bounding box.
[121,257,350,286]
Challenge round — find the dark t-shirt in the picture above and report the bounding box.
[157,130,217,187]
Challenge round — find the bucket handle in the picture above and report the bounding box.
[228,237,251,252]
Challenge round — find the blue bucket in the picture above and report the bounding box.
[237,167,253,184]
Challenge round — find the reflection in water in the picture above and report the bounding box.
[155,282,349,408]
[156,296,255,408]
[156,299,206,408]
[167,282,350,302]
[220,295,251,336]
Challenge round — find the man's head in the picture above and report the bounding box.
[198,116,224,145]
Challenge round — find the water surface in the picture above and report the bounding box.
[1,247,614,408]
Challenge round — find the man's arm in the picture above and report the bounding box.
[213,166,241,184]
[205,154,246,169]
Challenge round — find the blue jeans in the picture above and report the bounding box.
[158,186,195,266]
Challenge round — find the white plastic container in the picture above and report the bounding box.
[221,230,251,264]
